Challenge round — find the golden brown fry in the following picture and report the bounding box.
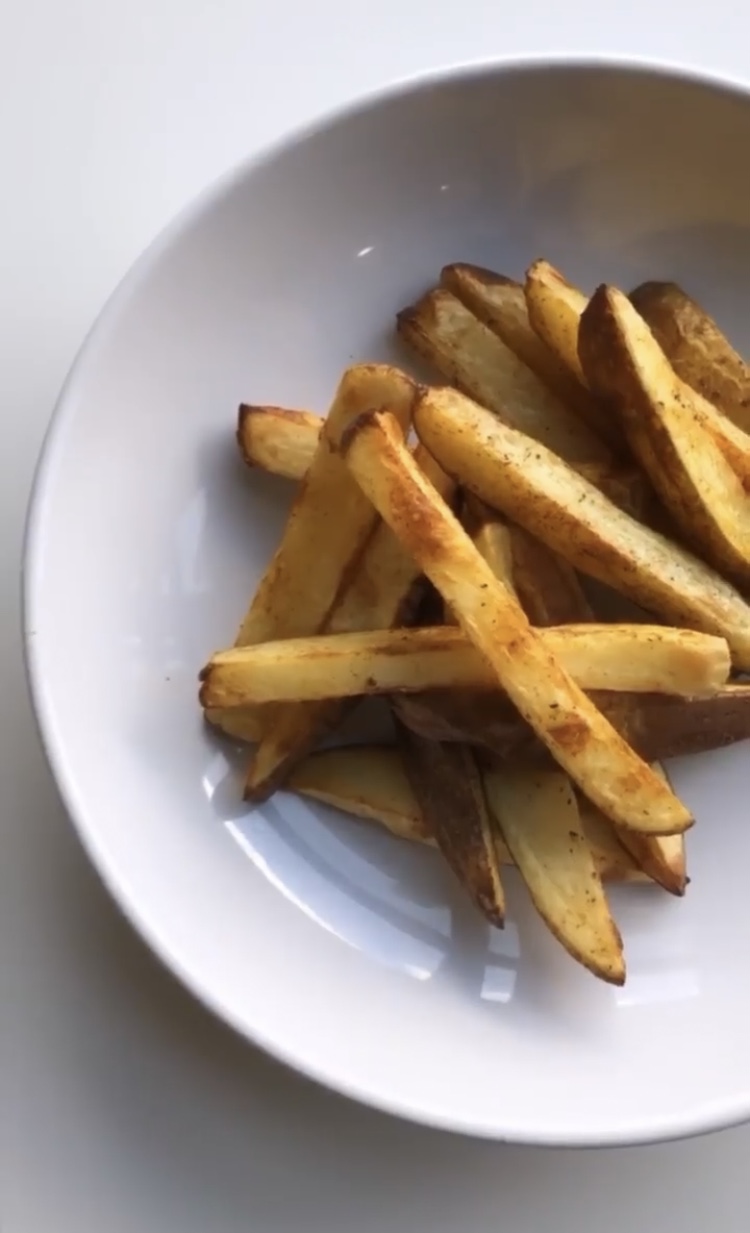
[245,445,454,800]
[287,744,431,842]
[339,409,692,837]
[442,261,616,445]
[524,266,750,490]
[513,519,685,896]
[608,764,687,897]
[524,259,590,386]
[413,385,750,669]
[484,766,625,984]
[237,404,320,480]
[396,287,612,464]
[201,623,729,707]
[286,746,649,883]
[630,281,750,437]
[393,683,750,763]
[580,285,750,589]
[396,722,505,927]
[235,363,414,649]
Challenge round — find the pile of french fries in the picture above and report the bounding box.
[199,257,750,985]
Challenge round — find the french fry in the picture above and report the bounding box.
[395,721,505,927]
[630,281,750,437]
[288,744,431,842]
[580,285,750,588]
[286,746,649,883]
[393,683,750,763]
[483,766,626,984]
[413,385,750,669]
[441,262,617,446]
[201,623,729,707]
[237,404,320,480]
[601,763,687,896]
[396,287,612,464]
[339,409,693,836]
[524,264,750,489]
[524,259,590,387]
[235,363,414,648]
[228,364,414,799]
[244,446,454,799]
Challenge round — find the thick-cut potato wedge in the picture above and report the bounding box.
[394,683,750,763]
[484,767,625,984]
[580,285,750,588]
[525,268,750,490]
[237,405,320,480]
[234,363,414,649]
[340,410,693,837]
[286,746,649,883]
[396,287,612,464]
[606,763,687,896]
[630,281,750,437]
[524,259,590,387]
[414,385,750,669]
[244,445,454,800]
[442,262,616,445]
[287,744,431,842]
[201,623,729,707]
[396,722,505,927]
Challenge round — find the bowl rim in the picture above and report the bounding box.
[23,52,750,1147]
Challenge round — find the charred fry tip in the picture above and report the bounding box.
[338,407,386,458]
[395,304,421,332]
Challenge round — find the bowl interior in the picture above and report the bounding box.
[26,61,750,1145]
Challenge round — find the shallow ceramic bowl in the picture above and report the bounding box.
[24,57,750,1146]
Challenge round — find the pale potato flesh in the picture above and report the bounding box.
[484,766,626,984]
[442,261,615,445]
[237,404,320,480]
[580,285,750,589]
[396,286,612,465]
[201,622,729,707]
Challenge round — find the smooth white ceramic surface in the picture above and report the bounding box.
[23,59,750,1147]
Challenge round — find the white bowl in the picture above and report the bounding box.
[24,57,750,1146]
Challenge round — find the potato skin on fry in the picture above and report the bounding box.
[440,262,608,439]
[340,408,693,837]
[396,286,612,464]
[630,281,750,436]
[579,285,750,589]
[286,746,649,884]
[396,723,505,927]
[414,385,750,669]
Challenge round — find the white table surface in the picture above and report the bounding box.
[4,2,750,1228]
